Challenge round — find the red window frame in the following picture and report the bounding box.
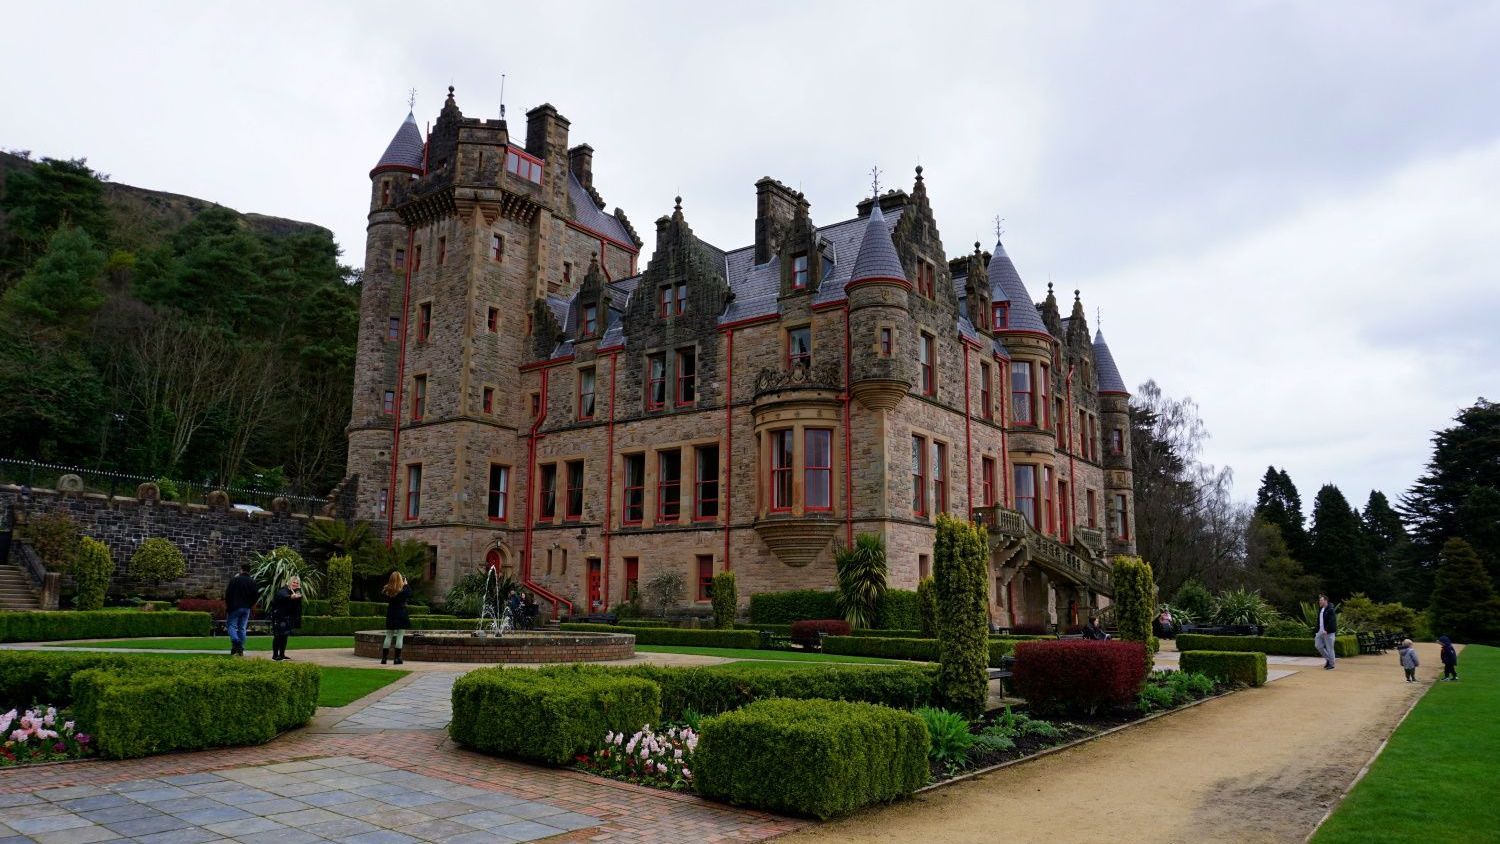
[487,464,509,521]
[804,428,833,512]
[437,236,446,265]
[582,304,597,337]
[622,454,645,525]
[694,444,719,521]
[1014,464,1037,529]
[1111,428,1125,455]
[770,429,794,512]
[919,333,935,395]
[1055,398,1065,440]
[1058,479,1071,544]
[565,460,584,522]
[417,302,432,342]
[657,450,682,522]
[482,386,494,414]
[577,367,595,420]
[675,282,687,315]
[982,456,995,507]
[387,317,400,341]
[491,234,503,261]
[994,302,1008,328]
[505,147,544,184]
[911,435,927,516]
[411,375,426,420]
[1012,363,1033,424]
[932,441,947,514]
[879,327,893,357]
[404,464,422,520]
[675,348,696,406]
[383,390,395,414]
[791,253,809,289]
[658,283,687,317]
[1114,493,1130,539]
[395,246,406,271]
[786,327,811,370]
[917,261,935,298]
[980,361,993,419]
[1043,466,1055,536]
[537,464,557,522]
[696,555,714,601]
[645,353,666,411]
[1039,363,1050,429]
[1087,489,1098,528]
[487,307,499,332]
[624,557,640,599]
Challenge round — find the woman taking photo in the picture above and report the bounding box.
[270,576,304,661]
[381,571,413,665]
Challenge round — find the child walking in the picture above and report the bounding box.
[1439,635,1459,681]
[381,571,412,665]
[1397,638,1419,682]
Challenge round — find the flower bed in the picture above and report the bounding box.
[576,724,697,791]
[1,706,92,767]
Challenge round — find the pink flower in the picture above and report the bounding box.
[75,734,90,745]
[9,730,26,743]
[53,742,65,752]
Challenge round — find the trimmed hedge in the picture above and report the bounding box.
[0,651,318,760]
[450,666,660,765]
[1180,650,1268,687]
[822,635,1018,668]
[592,663,939,719]
[1012,640,1150,715]
[875,589,922,630]
[301,599,429,617]
[0,610,212,643]
[558,623,761,649]
[747,589,839,624]
[711,571,737,629]
[790,619,851,647]
[1175,633,1357,658]
[617,619,675,628]
[696,698,929,818]
[296,615,463,635]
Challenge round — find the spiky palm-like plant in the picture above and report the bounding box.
[835,533,888,629]
[251,546,320,610]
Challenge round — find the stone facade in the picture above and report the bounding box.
[2,485,315,598]
[345,90,1136,626]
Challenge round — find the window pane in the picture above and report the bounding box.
[771,430,793,510]
[696,445,719,518]
[805,429,831,510]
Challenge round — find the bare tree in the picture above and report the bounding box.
[114,318,233,473]
[214,340,282,487]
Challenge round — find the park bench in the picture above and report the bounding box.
[210,618,272,637]
[759,630,794,651]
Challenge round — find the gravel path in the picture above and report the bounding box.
[786,643,1440,844]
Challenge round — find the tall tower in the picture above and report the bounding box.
[1093,329,1136,556]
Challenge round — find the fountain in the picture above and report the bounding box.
[352,565,634,663]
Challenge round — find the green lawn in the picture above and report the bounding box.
[46,636,358,651]
[1313,644,1499,843]
[635,645,904,664]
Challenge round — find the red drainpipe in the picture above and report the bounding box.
[723,329,734,570]
[520,369,573,619]
[841,305,853,547]
[385,226,416,544]
[962,342,974,517]
[601,351,618,605]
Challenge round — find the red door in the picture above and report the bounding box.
[587,558,602,610]
[485,549,502,573]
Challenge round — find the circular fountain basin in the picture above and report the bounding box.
[353,630,635,663]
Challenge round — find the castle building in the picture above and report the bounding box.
[344,89,1136,628]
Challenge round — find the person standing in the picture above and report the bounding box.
[1397,638,1419,682]
[1439,635,1459,681]
[1314,593,1338,670]
[381,571,412,665]
[270,576,304,661]
[223,563,258,656]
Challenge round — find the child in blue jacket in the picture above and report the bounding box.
[1439,635,1458,681]
[1397,638,1419,682]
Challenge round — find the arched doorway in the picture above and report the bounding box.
[485,548,514,580]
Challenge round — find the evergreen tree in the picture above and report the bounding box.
[1360,490,1408,601]
[1254,467,1308,559]
[1399,399,1500,605]
[1306,484,1371,600]
[1428,538,1499,644]
[0,157,109,280]
[1245,517,1322,613]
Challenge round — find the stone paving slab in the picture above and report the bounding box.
[332,674,459,731]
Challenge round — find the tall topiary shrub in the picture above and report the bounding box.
[72,537,113,611]
[917,576,939,637]
[835,533,887,629]
[711,571,737,629]
[325,554,353,618]
[129,538,186,592]
[934,514,989,718]
[1112,556,1156,665]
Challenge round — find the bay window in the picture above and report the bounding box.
[1012,363,1032,424]
[1039,363,1050,430]
[1043,466,1055,535]
[804,429,832,511]
[1014,465,1037,529]
[770,429,794,512]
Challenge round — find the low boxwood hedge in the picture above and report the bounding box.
[449,666,660,765]
[295,615,464,635]
[616,619,675,628]
[0,651,318,759]
[747,590,840,624]
[822,635,1018,667]
[1175,633,1357,658]
[735,623,1052,642]
[695,698,929,818]
[557,623,760,649]
[0,610,213,643]
[301,599,429,617]
[594,663,940,719]
[1180,650,1268,687]
[1011,640,1150,715]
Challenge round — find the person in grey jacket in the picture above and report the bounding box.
[1398,638,1419,682]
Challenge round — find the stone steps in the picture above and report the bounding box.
[0,564,40,609]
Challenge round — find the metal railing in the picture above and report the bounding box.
[0,458,327,518]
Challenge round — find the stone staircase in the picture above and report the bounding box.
[0,564,40,610]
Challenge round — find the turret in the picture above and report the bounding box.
[846,200,913,410]
[1094,328,1135,554]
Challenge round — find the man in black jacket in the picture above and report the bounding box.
[1314,593,1338,670]
[224,564,258,656]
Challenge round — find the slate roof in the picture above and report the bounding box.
[1093,329,1128,394]
[373,112,424,173]
[568,174,638,248]
[849,204,907,284]
[988,239,1049,334]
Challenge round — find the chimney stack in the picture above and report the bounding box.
[754,177,800,264]
[568,144,594,191]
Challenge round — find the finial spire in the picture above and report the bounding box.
[1074,288,1081,303]
[914,164,924,182]
[1097,307,1102,329]
[994,215,1005,240]
[499,73,506,120]
[674,195,683,213]
[869,165,882,199]
[407,88,417,112]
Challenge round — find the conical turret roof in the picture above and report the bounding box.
[849,203,907,284]
[1093,329,1128,394]
[372,111,424,176]
[987,239,1049,334]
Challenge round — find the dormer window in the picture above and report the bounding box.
[994,302,1009,328]
[658,283,687,318]
[582,304,598,337]
[786,326,812,370]
[917,260,936,298]
[791,253,809,289]
[505,147,544,184]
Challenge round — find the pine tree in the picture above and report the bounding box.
[1429,538,1499,644]
[0,156,109,279]
[1307,484,1372,600]
[1360,491,1408,601]
[1254,467,1308,559]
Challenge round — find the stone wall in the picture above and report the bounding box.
[2,484,319,599]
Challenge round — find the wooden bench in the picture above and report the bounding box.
[210,619,272,637]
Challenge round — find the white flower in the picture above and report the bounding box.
[63,721,75,733]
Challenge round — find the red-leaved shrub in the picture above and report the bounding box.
[791,619,852,647]
[177,599,227,619]
[1011,640,1149,715]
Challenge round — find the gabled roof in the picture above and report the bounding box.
[568,174,639,249]
[1093,329,1128,394]
[988,239,1049,335]
[372,112,424,175]
[849,203,906,284]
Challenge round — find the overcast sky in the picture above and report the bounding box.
[5,1,1496,511]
